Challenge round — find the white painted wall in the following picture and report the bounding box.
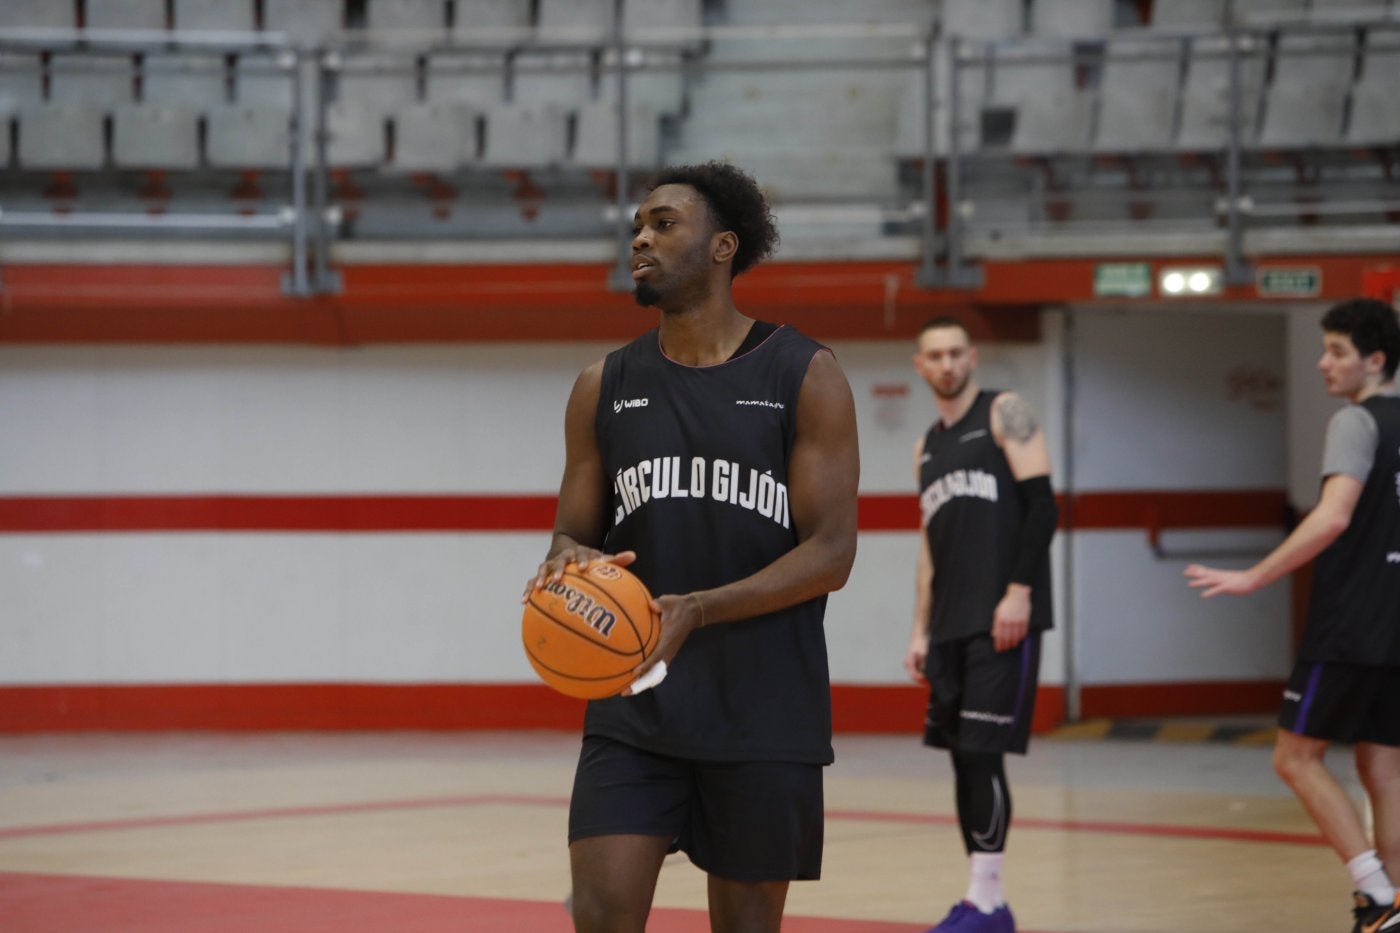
[1285,303,1338,511]
[0,343,605,685]
[0,344,605,493]
[0,309,1310,695]
[1063,307,1292,686]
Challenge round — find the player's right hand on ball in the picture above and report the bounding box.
[522,547,637,602]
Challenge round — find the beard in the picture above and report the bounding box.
[932,373,970,400]
[633,239,714,311]
[634,280,661,308]
[634,273,713,314]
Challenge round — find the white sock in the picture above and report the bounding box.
[1347,850,1396,905]
[965,852,1005,914]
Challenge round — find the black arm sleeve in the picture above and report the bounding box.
[1010,475,1058,586]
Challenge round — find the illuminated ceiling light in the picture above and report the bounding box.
[1159,266,1222,297]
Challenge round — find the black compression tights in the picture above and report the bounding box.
[951,750,1011,855]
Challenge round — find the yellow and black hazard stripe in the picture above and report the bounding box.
[1049,718,1275,745]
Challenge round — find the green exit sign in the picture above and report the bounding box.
[1093,262,1152,297]
[1257,266,1321,298]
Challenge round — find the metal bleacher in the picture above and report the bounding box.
[0,0,1396,295]
[1174,33,1267,152]
[1095,36,1183,152]
[1347,28,1400,147]
[1257,32,1354,150]
[172,0,255,33]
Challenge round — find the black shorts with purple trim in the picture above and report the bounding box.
[1279,660,1400,746]
[922,631,1042,755]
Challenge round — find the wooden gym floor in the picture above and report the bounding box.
[0,724,1353,931]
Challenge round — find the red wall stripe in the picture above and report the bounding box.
[0,490,1285,533]
[0,684,585,733]
[1066,489,1288,530]
[1077,680,1286,719]
[0,681,1282,734]
[0,495,557,532]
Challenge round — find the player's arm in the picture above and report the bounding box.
[524,360,635,600]
[906,436,932,685]
[1184,472,1361,597]
[990,391,1058,652]
[635,349,860,674]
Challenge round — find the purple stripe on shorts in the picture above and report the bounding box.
[1295,663,1323,734]
[1012,638,1032,725]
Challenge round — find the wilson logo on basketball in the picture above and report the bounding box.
[542,580,618,637]
[588,564,624,581]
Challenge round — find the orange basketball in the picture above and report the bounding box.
[522,561,660,699]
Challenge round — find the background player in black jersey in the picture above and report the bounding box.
[1187,298,1400,933]
[904,316,1058,933]
[526,161,859,933]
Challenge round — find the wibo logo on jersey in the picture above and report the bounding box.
[612,455,790,529]
[613,397,649,413]
[920,468,999,526]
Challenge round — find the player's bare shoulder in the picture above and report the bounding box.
[991,391,1040,445]
[567,357,606,405]
[795,348,856,427]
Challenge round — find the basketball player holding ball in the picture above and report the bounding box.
[525,162,859,933]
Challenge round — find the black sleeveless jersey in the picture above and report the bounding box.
[584,323,835,764]
[918,390,1054,644]
[1301,393,1400,665]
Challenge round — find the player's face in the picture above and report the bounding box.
[1318,331,1383,401]
[630,185,717,311]
[914,325,977,400]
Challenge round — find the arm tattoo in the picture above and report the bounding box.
[995,394,1038,443]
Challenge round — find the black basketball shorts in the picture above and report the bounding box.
[1278,660,1400,746]
[923,631,1042,755]
[567,734,824,882]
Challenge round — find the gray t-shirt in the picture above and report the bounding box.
[1321,389,1400,481]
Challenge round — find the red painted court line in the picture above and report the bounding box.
[0,794,1324,849]
[823,807,1325,848]
[0,794,570,841]
[0,871,937,933]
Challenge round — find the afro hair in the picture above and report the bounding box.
[648,161,779,278]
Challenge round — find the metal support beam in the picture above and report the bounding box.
[282,49,312,298]
[916,36,983,290]
[607,19,636,293]
[1223,32,1253,287]
[312,50,342,295]
[944,38,983,289]
[915,27,941,288]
